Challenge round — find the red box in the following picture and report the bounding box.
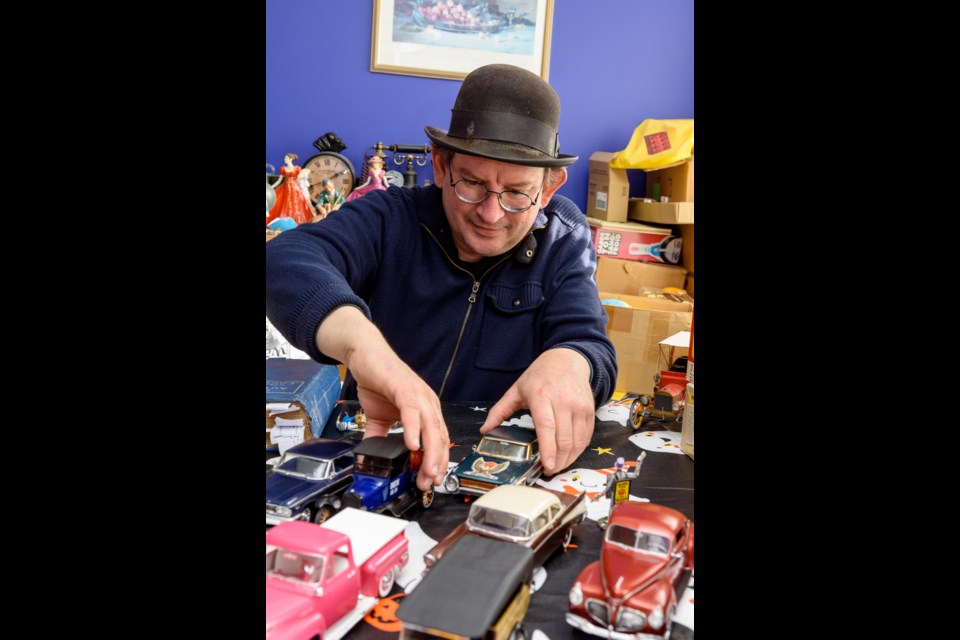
[586,216,680,264]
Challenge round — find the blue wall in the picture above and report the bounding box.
[266,0,693,211]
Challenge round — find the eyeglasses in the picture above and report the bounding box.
[449,170,543,213]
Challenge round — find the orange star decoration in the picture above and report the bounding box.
[593,447,614,455]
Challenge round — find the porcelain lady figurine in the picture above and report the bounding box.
[266,153,316,227]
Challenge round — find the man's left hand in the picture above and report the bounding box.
[480,348,594,476]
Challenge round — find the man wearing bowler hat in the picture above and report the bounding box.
[266,64,617,492]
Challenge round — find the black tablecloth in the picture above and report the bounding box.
[267,400,694,640]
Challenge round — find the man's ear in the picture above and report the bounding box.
[539,167,568,207]
[431,148,448,186]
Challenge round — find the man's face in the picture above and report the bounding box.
[324,183,335,194]
[433,152,554,263]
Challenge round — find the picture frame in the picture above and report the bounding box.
[371,0,555,81]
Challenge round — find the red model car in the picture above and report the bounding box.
[566,502,693,639]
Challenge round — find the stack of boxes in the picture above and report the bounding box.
[588,151,695,404]
[628,157,694,296]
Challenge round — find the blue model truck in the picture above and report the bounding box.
[341,435,434,517]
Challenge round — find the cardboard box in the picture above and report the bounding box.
[645,157,694,202]
[596,257,687,294]
[627,200,695,225]
[600,292,693,395]
[586,151,630,222]
[681,382,694,459]
[677,224,693,297]
[587,216,677,263]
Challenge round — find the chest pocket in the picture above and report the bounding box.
[476,283,544,372]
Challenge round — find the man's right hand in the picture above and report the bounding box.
[316,306,449,491]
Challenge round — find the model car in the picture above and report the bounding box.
[341,435,434,516]
[443,425,542,495]
[566,502,694,639]
[266,511,409,640]
[423,484,586,572]
[398,535,535,640]
[265,437,357,525]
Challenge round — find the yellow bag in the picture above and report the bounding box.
[609,119,694,170]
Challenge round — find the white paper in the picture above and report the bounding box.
[274,417,305,427]
[658,331,691,347]
[266,402,295,412]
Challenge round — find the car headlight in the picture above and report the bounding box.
[444,474,460,493]
[276,506,292,517]
[617,608,647,631]
[569,582,583,606]
[648,606,664,630]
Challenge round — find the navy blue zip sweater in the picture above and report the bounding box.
[265,185,616,407]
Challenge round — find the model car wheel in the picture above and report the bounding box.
[562,526,573,549]
[313,505,335,524]
[421,487,435,509]
[630,398,645,430]
[378,568,395,598]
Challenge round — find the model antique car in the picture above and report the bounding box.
[266,437,358,525]
[341,435,434,516]
[443,425,542,495]
[424,484,586,572]
[266,510,409,640]
[566,502,694,639]
[398,535,535,640]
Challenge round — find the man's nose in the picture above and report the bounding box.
[476,194,506,223]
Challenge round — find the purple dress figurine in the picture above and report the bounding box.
[345,155,389,202]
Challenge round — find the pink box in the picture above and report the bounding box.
[586,216,680,264]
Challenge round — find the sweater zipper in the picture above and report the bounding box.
[421,224,520,398]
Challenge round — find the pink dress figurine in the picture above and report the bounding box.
[345,155,389,202]
[266,153,316,227]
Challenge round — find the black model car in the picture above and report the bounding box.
[398,535,535,640]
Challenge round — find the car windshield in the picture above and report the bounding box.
[275,454,331,480]
[468,506,533,538]
[266,548,325,584]
[354,454,392,478]
[606,524,670,556]
[476,438,528,461]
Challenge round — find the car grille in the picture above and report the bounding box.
[342,493,362,510]
[586,599,609,625]
[460,478,496,492]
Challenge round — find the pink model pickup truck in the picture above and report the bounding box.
[266,508,409,640]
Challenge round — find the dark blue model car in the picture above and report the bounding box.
[265,437,357,526]
[443,425,542,496]
[341,435,434,516]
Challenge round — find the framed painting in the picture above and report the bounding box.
[371,0,554,80]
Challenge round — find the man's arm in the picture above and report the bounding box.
[480,198,617,475]
[266,190,449,490]
[316,306,449,491]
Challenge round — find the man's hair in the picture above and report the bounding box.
[439,147,560,189]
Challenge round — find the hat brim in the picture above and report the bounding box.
[425,126,577,168]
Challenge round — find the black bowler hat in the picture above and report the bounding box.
[425,64,577,168]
